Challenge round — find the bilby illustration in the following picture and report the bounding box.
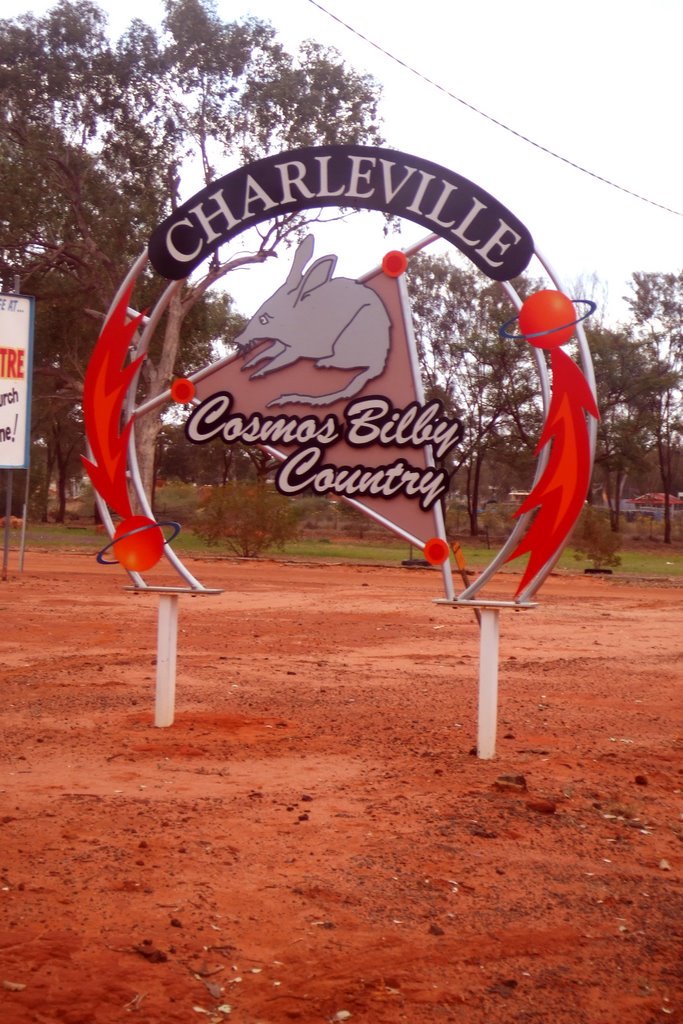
[234,235,392,407]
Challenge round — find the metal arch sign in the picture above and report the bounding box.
[83,144,597,607]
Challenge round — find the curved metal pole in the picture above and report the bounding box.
[453,250,597,605]
[85,249,149,589]
[456,264,552,602]
[516,248,598,603]
[536,248,598,457]
[93,251,206,590]
[125,272,208,590]
[107,248,150,324]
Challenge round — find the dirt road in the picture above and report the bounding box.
[0,551,681,1023]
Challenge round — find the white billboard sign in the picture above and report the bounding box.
[0,293,34,470]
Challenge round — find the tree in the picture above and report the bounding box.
[626,271,683,543]
[0,0,383,505]
[27,281,96,520]
[587,323,665,531]
[406,250,541,535]
[572,505,621,570]
[154,420,255,491]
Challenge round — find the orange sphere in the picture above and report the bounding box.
[382,250,409,278]
[113,515,165,572]
[518,290,577,349]
[423,537,450,565]
[171,377,196,404]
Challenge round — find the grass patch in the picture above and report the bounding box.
[13,523,683,577]
[279,538,409,562]
[558,546,683,577]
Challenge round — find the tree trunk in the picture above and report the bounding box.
[609,469,627,533]
[134,288,186,506]
[42,440,56,522]
[466,458,482,537]
[656,431,673,545]
[221,449,232,486]
[604,470,617,530]
[133,412,163,512]
[664,494,672,544]
[54,441,76,523]
[56,469,67,522]
[613,471,623,533]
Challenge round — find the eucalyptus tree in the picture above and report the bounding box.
[587,323,669,530]
[626,270,683,543]
[406,251,541,535]
[0,0,383,502]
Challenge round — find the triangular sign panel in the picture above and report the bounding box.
[186,236,460,575]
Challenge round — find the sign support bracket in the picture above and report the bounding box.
[155,593,178,727]
[2,469,12,581]
[477,607,500,759]
[436,598,537,759]
[124,586,223,727]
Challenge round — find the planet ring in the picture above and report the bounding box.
[499,299,596,341]
[96,520,182,565]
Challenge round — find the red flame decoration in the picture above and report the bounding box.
[506,347,599,596]
[81,285,145,518]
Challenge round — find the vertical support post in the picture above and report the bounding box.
[155,594,178,727]
[19,466,30,573]
[477,608,500,759]
[2,470,13,581]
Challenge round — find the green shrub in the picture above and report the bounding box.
[195,482,300,557]
[572,506,621,569]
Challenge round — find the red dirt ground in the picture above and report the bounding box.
[0,550,681,1024]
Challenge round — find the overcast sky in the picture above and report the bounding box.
[10,0,683,321]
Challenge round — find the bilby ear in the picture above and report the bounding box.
[293,255,338,305]
[284,235,316,290]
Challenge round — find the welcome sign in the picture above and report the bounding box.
[83,144,599,747]
[83,144,596,610]
[0,292,35,470]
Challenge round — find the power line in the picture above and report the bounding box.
[306,0,683,220]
